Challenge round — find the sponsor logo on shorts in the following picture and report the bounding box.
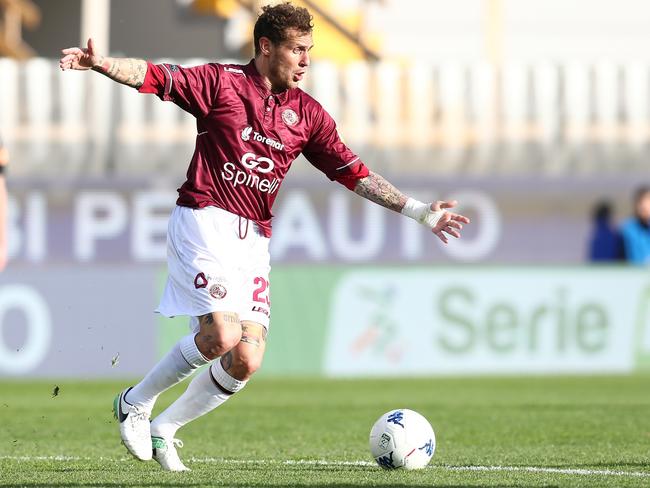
[281,109,299,126]
[252,306,270,317]
[209,284,227,299]
[194,272,208,289]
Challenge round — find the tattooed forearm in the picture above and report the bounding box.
[353,171,408,213]
[92,56,147,88]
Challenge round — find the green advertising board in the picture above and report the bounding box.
[157,266,650,377]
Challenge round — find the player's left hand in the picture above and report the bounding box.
[429,200,470,244]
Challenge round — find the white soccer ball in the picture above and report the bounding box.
[369,409,436,470]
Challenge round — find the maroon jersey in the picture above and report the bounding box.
[138,60,369,236]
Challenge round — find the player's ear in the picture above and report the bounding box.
[259,36,272,56]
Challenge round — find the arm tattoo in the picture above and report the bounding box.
[240,335,261,347]
[353,171,408,213]
[223,313,240,325]
[200,313,239,328]
[240,324,260,347]
[93,56,147,88]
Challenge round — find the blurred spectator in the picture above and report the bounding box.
[0,136,7,271]
[588,200,624,262]
[621,186,650,265]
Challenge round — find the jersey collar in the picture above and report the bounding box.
[244,59,289,105]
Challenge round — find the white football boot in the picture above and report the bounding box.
[152,436,190,472]
[112,387,152,461]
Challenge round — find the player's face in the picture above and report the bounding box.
[268,29,313,92]
[636,192,650,222]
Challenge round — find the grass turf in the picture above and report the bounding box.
[0,376,648,487]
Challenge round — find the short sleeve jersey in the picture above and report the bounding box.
[138,60,369,237]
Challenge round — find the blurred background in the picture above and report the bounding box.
[0,0,649,379]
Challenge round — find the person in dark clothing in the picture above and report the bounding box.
[588,200,624,262]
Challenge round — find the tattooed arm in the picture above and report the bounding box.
[353,170,408,213]
[92,56,147,88]
[59,38,147,88]
[354,170,471,244]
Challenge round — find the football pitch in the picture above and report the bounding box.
[0,376,648,487]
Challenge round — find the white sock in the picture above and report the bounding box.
[126,333,209,413]
[150,359,247,440]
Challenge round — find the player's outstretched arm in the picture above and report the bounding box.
[59,38,147,88]
[354,170,471,244]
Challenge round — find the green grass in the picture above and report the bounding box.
[0,376,648,487]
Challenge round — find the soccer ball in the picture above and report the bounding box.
[369,409,436,470]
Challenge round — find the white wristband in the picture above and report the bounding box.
[401,198,445,230]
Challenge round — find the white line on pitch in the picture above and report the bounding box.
[0,456,648,478]
[443,465,650,478]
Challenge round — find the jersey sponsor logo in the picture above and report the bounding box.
[281,109,299,126]
[241,126,285,151]
[221,153,280,194]
[241,126,252,141]
[240,152,274,173]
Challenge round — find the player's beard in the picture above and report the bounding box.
[268,54,294,92]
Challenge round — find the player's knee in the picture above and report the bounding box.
[196,312,242,359]
[229,351,263,380]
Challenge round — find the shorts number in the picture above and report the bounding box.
[252,277,270,306]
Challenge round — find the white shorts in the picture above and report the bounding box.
[157,205,271,329]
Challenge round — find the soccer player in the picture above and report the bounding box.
[0,136,8,271]
[60,2,470,471]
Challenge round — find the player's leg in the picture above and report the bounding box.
[150,321,267,471]
[113,206,242,461]
[113,311,241,461]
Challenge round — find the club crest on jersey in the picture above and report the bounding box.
[281,109,299,126]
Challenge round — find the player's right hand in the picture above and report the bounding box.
[59,38,101,71]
